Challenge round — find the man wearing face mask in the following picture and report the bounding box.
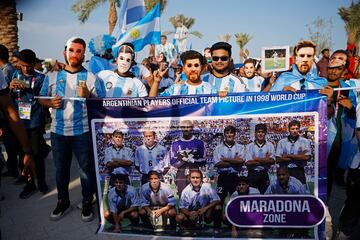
[39,37,97,222]
[201,42,246,97]
[270,40,328,92]
[96,42,148,98]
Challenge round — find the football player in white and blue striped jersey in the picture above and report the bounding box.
[138,171,177,229]
[135,131,169,184]
[149,50,215,97]
[105,174,139,233]
[96,43,148,98]
[201,42,246,97]
[245,123,275,193]
[240,58,265,92]
[104,130,134,182]
[276,120,311,184]
[214,125,245,204]
[176,169,222,231]
[39,37,97,222]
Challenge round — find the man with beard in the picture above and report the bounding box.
[96,42,148,98]
[319,58,356,199]
[240,58,265,92]
[271,40,327,91]
[39,37,97,222]
[135,131,169,185]
[275,120,311,185]
[138,171,176,230]
[167,120,206,196]
[149,50,214,97]
[245,123,275,194]
[201,42,246,97]
[213,125,245,205]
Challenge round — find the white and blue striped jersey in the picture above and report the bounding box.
[160,81,215,96]
[140,182,176,207]
[265,176,309,194]
[96,70,148,98]
[179,183,220,210]
[213,142,245,174]
[135,143,168,174]
[107,185,139,213]
[241,75,265,92]
[201,73,246,93]
[40,68,96,136]
[230,187,260,198]
[104,145,134,174]
[158,77,174,92]
[276,136,311,168]
[245,141,275,172]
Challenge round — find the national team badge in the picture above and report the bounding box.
[106,82,113,90]
[127,89,133,96]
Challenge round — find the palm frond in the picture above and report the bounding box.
[190,31,203,39]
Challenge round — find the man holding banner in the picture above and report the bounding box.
[270,40,328,91]
[39,37,96,222]
[96,43,148,98]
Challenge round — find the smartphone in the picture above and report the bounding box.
[340,90,349,97]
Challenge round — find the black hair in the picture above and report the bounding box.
[180,50,204,65]
[210,42,232,56]
[224,125,236,134]
[0,44,9,62]
[288,120,300,129]
[255,123,267,132]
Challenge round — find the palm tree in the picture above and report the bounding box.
[168,14,203,39]
[338,1,360,48]
[218,34,232,43]
[0,0,19,62]
[234,33,252,63]
[72,0,167,35]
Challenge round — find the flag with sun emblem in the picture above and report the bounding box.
[112,3,161,57]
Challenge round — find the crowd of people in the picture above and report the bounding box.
[0,34,360,239]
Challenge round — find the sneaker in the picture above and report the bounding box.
[77,196,97,209]
[19,182,37,199]
[38,182,49,194]
[81,201,94,222]
[50,200,71,221]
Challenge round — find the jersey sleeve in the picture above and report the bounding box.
[40,74,51,96]
[107,189,117,213]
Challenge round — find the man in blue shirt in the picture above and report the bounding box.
[271,40,327,92]
[10,49,48,198]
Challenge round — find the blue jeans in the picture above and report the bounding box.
[51,132,94,203]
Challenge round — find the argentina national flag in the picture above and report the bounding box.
[111,0,146,41]
[112,3,161,56]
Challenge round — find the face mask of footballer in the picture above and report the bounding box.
[117,52,132,74]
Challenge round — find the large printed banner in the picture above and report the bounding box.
[87,90,327,239]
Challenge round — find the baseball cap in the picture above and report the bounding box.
[328,58,345,68]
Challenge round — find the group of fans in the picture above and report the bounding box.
[0,33,359,238]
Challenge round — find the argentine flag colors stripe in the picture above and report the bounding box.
[112,3,161,56]
[111,0,146,41]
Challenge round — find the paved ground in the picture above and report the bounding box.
[0,135,346,240]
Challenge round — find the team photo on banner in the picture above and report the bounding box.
[87,90,327,239]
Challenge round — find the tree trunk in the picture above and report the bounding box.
[239,47,244,63]
[347,31,357,46]
[108,1,117,35]
[0,0,19,63]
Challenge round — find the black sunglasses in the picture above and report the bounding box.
[212,56,229,62]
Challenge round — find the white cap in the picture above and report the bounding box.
[65,36,82,48]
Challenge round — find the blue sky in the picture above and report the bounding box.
[17,0,353,62]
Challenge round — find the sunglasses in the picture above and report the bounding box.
[212,56,229,62]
